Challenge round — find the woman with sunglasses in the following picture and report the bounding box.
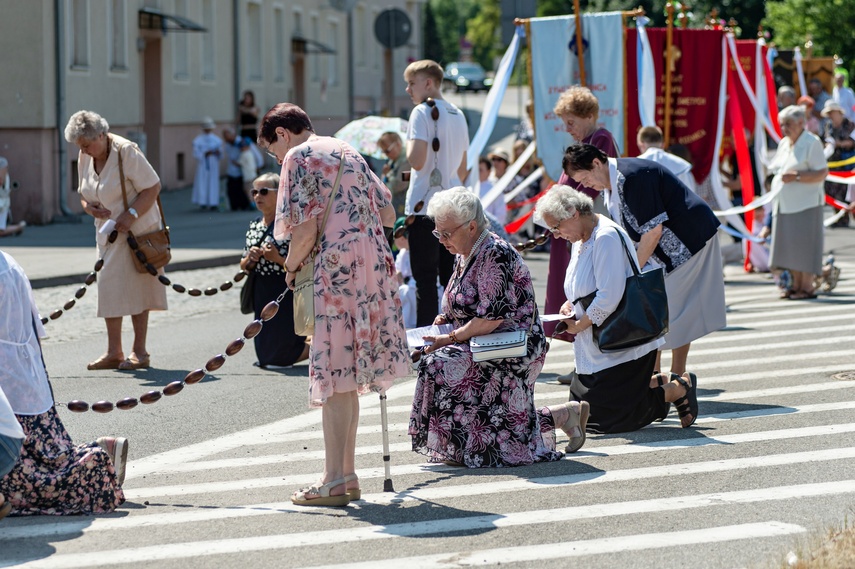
[409,187,589,468]
[239,173,309,369]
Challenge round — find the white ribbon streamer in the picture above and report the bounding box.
[726,35,781,144]
[480,141,537,209]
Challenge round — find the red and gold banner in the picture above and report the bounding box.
[627,28,726,184]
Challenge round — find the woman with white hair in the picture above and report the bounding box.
[64,110,167,370]
[408,186,588,468]
[535,185,698,433]
[769,105,829,299]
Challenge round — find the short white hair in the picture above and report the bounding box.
[426,186,488,230]
[64,110,110,143]
[778,105,805,124]
[534,184,594,224]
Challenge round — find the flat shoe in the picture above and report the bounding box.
[562,400,590,453]
[96,436,129,485]
[674,372,699,428]
[291,477,350,507]
[87,356,124,370]
[344,473,361,501]
[118,355,150,370]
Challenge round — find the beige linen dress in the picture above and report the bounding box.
[77,134,167,318]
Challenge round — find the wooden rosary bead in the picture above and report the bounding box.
[158,275,171,286]
[260,301,279,321]
[204,287,218,296]
[233,271,247,282]
[67,400,90,413]
[108,230,119,243]
[92,401,114,413]
[188,288,203,297]
[140,391,162,404]
[205,354,226,372]
[85,272,97,285]
[116,397,139,410]
[225,338,245,356]
[41,317,49,325]
[172,283,187,293]
[49,309,63,320]
[75,286,88,299]
[184,369,205,384]
[243,319,263,339]
[134,250,147,263]
[63,299,76,310]
[127,235,139,249]
[163,381,185,396]
[219,282,233,291]
[145,263,158,276]
[94,259,104,271]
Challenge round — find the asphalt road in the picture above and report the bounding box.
[2,226,855,568]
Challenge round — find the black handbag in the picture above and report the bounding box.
[573,229,669,352]
[240,222,274,314]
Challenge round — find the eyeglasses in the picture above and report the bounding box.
[513,232,550,252]
[251,187,273,197]
[549,222,561,235]
[424,98,440,152]
[379,140,398,154]
[431,219,470,240]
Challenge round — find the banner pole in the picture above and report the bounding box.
[664,2,675,147]
[573,0,587,87]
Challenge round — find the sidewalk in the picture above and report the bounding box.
[0,187,259,289]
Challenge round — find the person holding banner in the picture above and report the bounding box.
[545,86,620,382]
[562,144,725,378]
[768,106,828,300]
[403,60,469,327]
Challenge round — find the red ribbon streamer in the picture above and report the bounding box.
[727,60,756,272]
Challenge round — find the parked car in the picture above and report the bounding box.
[443,62,492,93]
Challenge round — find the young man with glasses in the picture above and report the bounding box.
[403,60,470,326]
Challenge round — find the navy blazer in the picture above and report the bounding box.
[611,158,720,273]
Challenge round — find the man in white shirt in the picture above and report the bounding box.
[403,60,469,326]
[833,72,855,123]
[636,126,696,192]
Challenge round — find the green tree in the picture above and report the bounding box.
[465,0,501,70]
[423,1,443,63]
[432,0,462,64]
[764,0,855,77]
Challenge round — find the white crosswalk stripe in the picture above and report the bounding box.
[2,263,854,568]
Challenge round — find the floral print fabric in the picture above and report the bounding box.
[274,136,410,407]
[409,235,562,467]
[0,407,124,515]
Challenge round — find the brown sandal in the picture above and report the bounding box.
[118,354,151,370]
[87,356,125,370]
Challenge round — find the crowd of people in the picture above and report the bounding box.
[2,59,851,516]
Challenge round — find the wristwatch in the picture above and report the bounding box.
[128,207,139,219]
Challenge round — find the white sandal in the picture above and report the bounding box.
[291,477,350,507]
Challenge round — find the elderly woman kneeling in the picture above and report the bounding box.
[535,186,698,433]
[408,187,588,468]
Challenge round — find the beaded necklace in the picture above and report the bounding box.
[456,228,490,277]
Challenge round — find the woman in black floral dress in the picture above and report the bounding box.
[240,173,309,368]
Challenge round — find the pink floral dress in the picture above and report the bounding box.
[408,235,563,467]
[274,136,410,407]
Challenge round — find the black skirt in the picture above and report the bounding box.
[252,271,306,367]
[570,350,668,433]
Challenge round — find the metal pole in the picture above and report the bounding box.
[54,0,75,219]
[379,394,394,492]
[664,2,675,147]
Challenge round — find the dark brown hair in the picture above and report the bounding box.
[562,144,607,174]
[258,103,314,145]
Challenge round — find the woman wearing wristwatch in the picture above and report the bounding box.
[65,110,167,371]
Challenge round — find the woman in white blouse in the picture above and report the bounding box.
[768,105,829,300]
[535,186,698,432]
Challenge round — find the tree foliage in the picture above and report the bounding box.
[432,0,462,65]
[423,2,443,64]
[465,0,501,70]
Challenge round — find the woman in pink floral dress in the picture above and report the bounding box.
[260,103,410,506]
[408,187,589,468]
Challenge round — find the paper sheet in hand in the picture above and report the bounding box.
[540,313,574,322]
[406,324,453,348]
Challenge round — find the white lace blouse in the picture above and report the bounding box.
[564,216,665,375]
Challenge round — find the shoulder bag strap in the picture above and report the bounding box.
[312,146,346,253]
[116,140,168,233]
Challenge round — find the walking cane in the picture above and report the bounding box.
[379,393,394,492]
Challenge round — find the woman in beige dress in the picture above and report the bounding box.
[64,110,168,370]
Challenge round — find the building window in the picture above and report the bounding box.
[108,0,126,70]
[329,20,339,87]
[70,0,89,69]
[172,0,189,80]
[311,14,319,82]
[201,0,215,80]
[355,6,365,68]
[372,9,381,71]
[247,2,262,81]
[273,6,285,82]
[293,9,302,36]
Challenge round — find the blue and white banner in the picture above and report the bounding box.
[530,12,625,181]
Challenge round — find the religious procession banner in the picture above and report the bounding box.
[626,28,727,185]
[529,12,625,181]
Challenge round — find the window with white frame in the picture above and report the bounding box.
[311,14,319,82]
[293,9,302,36]
[328,20,339,86]
[273,6,285,82]
[172,0,189,80]
[108,0,126,70]
[70,0,89,69]
[355,6,365,68]
[247,2,263,81]
[201,0,215,80]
